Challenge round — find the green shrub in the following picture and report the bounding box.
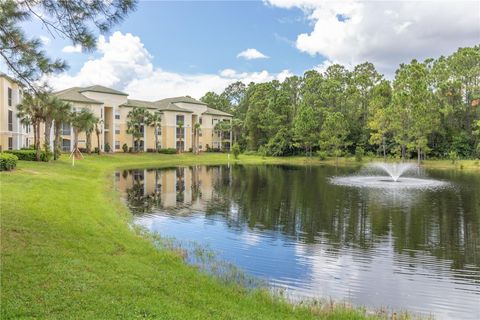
[4,149,48,162]
[0,153,18,171]
[317,151,328,160]
[355,146,364,162]
[449,150,458,164]
[258,146,267,158]
[122,143,128,153]
[104,142,111,153]
[231,143,240,159]
[243,150,257,156]
[158,148,177,154]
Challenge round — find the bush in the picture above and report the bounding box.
[317,151,328,160]
[104,142,111,153]
[94,147,99,154]
[128,147,133,153]
[355,146,364,162]
[258,146,267,158]
[122,143,128,153]
[231,143,240,159]
[0,153,18,171]
[449,150,458,164]
[146,148,157,153]
[158,148,177,154]
[4,149,48,162]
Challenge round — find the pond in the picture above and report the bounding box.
[115,164,480,319]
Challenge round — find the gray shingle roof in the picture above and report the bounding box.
[155,96,207,105]
[155,101,193,113]
[203,107,233,117]
[120,99,158,109]
[120,99,193,113]
[79,85,128,96]
[54,87,103,105]
[0,73,22,85]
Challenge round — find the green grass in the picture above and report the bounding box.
[1,152,461,319]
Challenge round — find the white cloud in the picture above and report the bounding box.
[237,48,269,60]
[266,0,480,76]
[62,44,82,53]
[40,36,50,46]
[46,32,290,100]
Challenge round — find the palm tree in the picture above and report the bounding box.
[71,109,96,156]
[193,122,201,154]
[17,92,44,161]
[42,95,65,158]
[231,118,243,144]
[147,111,162,151]
[85,118,96,154]
[214,120,231,151]
[52,100,72,160]
[127,107,148,152]
[94,118,103,154]
[177,121,184,153]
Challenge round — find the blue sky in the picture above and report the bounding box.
[11,0,480,100]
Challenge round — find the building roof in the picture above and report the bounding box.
[0,73,22,86]
[54,87,104,105]
[155,96,207,105]
[120,99,193,113]
[203,107,233,117]
[120,99,158,109]
[79,85,128,96]
[155,100,193,113]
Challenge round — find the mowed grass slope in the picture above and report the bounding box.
[1,153,371,320]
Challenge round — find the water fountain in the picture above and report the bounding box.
[330,162,448,190]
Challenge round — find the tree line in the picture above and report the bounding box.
[201,46,480,162]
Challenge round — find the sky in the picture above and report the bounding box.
[5,0,480,100]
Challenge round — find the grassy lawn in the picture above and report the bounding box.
[2,152,475,319]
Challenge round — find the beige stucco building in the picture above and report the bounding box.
[55,85,232,152]
[0,74,33,151]
[0,74,232,153]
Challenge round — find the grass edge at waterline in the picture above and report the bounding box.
[1,153,454,319]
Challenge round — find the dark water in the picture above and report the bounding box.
[116,165,480,319]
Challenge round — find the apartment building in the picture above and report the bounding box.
[0,73,232,152]
[0,74,33,151]
[55,85,232,152]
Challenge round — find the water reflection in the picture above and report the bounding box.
[116,165,480,319]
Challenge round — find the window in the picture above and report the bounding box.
[100,108,103,119]
[176,115,185,142]
[8,110,13,131]
[115,125,120,134]
[176,140,185,152]
[115,112,120,120]
[7,88,12,106]
[62,123,71,135]
[25,138,29,147]
[8,137,13,150]
[115,141,120,150]
[176,115,184,125]
[62,139,71,152]
[199,117,202,124]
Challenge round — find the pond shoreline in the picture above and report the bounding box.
[2,153,477,319]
